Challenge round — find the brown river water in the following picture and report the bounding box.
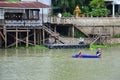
[0,46,120,80]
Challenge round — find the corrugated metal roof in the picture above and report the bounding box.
[0,1,50,8]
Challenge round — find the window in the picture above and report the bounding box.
[4,12,23,20]
[25,9,39,20]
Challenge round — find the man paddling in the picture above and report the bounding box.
[96,48,102,57]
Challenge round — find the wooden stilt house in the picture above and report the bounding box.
[0,1,50,48]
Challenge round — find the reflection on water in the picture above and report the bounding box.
[0,47,120,80]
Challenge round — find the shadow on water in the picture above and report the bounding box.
[0,46,120,80]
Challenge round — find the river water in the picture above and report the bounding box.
[0,46,120,80]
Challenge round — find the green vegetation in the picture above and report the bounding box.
[113,34,120,38]
[29,45,48,49]
[89,0,105,9]
[89,44,120,50]
[52,0,110,17]
[52,0,90,15]
[89,0,110,17]
[90,44,109,50]
[7,0,20,2]
[62,12,72,17]
[74,29,87,38]
[10,45,48,49]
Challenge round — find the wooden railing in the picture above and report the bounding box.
[2,17,120,27]
[50,17,120,26]
[4,20,42,27]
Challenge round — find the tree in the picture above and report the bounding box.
[90,0,105,9]
[52,0,69,12]
[52,0,110,17]
[52,0,88,14]
[89,0,110,17]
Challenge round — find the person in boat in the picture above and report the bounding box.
[78,52,82,57]
[79,37,85,44]
[96,48,102,57]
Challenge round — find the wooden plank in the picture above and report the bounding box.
[34,28,36,45]
[16,29,18,48]
[5,30,7,48]
[0,31,5,41]
[6,30,30,32]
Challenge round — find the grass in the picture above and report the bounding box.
[9,45,48,49]
[89,44,120,50]
[29,45,48,49]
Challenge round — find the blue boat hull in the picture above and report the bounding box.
[72,54,100,58]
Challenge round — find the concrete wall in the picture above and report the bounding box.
[51,17,120,37]
[77,26,120,36]
[111,38,120,44]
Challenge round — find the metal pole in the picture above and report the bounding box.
[112,3,115,17]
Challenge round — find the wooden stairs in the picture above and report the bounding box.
[74,25,89,37]
[42,25,65,44]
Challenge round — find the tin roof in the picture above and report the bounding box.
[0,1,50,9]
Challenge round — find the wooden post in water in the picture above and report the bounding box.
[36,30,39,45]
[54,26,56,33]
[26,29,29,47]
[16,28,18,48]
[34,28,36,45]
[40,29,42,44]
[4,28,7,48]
[72,26,74,43]
[42,29,45,44]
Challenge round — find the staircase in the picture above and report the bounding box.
[74,25,89,37]
[42,25,65,44]
[90,35,101,44]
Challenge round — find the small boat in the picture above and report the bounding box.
[72,54,101,58]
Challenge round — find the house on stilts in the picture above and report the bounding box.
[0,1,64,48]
[1,0,120,48]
